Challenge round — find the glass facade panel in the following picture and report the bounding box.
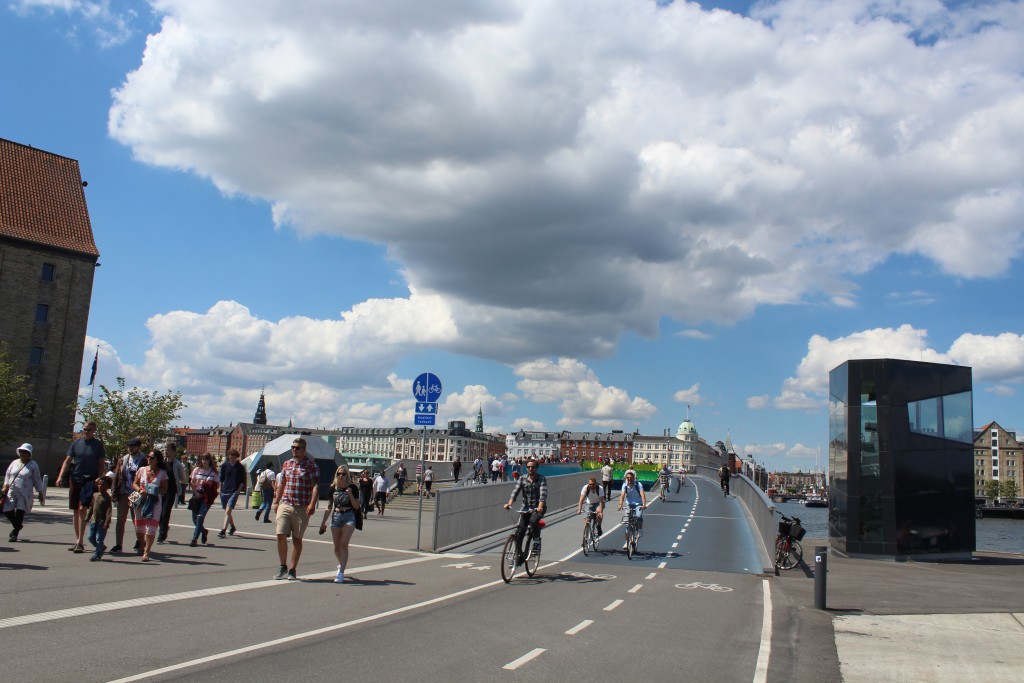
[860,379,882,542]
[942,391,973,444]
[908,397,939,436]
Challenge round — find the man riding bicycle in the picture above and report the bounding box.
[617,469,647,549]
[577,476,605,536]
[658,464,671,498]
[503,458,547,552]
[719,464,731,496]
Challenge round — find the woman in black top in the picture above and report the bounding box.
[357,470,373,518]
[319,468,359,583]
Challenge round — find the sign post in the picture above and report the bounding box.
[414,373,442,550]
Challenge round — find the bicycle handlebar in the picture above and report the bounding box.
[779,513,802,524]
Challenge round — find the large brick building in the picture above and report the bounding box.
[0,138,99,474]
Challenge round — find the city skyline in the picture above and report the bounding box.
[3,0,1022,473]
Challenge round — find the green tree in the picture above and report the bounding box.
[77,377,186,457]
[999,478,1020,502]
[984,479,1001,501]
[0,343,32,445]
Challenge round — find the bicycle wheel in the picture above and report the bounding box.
[626,526,637,559]
[591,521,600,551]
[775,538,802,570]
[582,523,593,556]
[525,532,540,577]
[501,534,519,583]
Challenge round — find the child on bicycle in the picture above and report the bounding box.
[577,477,604,536]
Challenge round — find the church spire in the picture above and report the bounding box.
[253,388,268,425]
[475,405,484,433]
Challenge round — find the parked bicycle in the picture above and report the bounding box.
[774,513,805,570]
[581,509,600,556]
[501,508,544,582]
[622,504,642,559]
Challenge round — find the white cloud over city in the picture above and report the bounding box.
[63,0,1024,440]
[105,0,1024,363]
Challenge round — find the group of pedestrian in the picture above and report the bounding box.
[4,430,393,585]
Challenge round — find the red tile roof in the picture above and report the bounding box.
[0,137,99,257]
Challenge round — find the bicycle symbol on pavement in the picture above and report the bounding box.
[675,582,732,592]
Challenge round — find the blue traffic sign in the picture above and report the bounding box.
[415,414,436,426]
[416,402,438,414]
[413,373,442,403]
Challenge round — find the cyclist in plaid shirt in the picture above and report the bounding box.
[503,458,547,551]
[272,437,320,580]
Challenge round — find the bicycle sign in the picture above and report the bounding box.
[675,582,733,592]
[413,373,442,403]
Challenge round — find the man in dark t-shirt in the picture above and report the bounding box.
[217,449,247,538]
[57,421,106,552]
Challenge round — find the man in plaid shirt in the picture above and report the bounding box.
[503,458,548,552]
[272,437,320,580]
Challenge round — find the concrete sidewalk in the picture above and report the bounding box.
[772,536,1024,683]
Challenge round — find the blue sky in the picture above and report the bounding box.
[3,0,1022,474]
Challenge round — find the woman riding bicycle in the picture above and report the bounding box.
[617,470,646,549]
[577,476,605,536]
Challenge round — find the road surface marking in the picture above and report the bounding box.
[753,579,772,683]
[504,649,546,670]
[645,572,657,580]
[671,542,679,548]
[604,599,624,611]
[109,573,509,682]
[677,535,683,540]
[0,555,438,630]
[565,620,594,635]
[628,584,643,593]
[658,561,667,569]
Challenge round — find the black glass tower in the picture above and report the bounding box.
[829,359,975,559]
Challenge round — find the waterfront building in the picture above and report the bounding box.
[973,421,1021,501]
[0,138,100,475]
[506,430,562,460]
[560,430,634,462]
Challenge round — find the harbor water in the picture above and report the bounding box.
[773,500,1023,554]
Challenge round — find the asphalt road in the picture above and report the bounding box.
[2,476,782,683]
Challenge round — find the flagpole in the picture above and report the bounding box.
[88,347,98,399]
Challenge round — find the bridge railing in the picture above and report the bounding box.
[697,465,776,572]
[432,471,592,551]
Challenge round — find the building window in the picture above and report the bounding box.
[29,346,43,365]
[35,303,50,323]
[41,263,56,282]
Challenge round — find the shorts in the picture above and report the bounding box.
[135,518,159,537]
[69,479,95,510]
[424,481,433,491]
[220,491,240,509]
[374,491,387,504]
[331,509,357,529]
[584,502,600,516]
[275,504,310,539]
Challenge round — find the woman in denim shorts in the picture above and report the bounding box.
[319,467,360,584]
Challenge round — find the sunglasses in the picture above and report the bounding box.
[291,445,305,450]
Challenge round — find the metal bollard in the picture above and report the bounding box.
[814,545,827,609]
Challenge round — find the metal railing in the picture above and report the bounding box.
[432,471,592,551]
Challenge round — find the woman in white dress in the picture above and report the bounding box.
[2,443,46,542]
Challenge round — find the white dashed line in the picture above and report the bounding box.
[604,599,624,611]
[504,649,546,670]
[565,620,594,635]
[658,561,667,569]
[645,572,657,580]
[628,584,643,593]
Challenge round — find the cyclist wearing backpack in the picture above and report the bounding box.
[617,470,646,548]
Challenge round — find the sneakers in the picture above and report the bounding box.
[228,524,236,536]
[532,539,542,554]
[286,569,297,581]
[597,527,603,536]
[623,542,629,550]
[109,544,122,554]
[90,553,101,562]
[255,511,261,520]
[217,530,227,539]
[133,540,141,551]
[334,566,345,584]
[201,529,209,544]
[189,538,198,547]
[274,565,288,580]
[8,530,17,542]
[156,535,166,544]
